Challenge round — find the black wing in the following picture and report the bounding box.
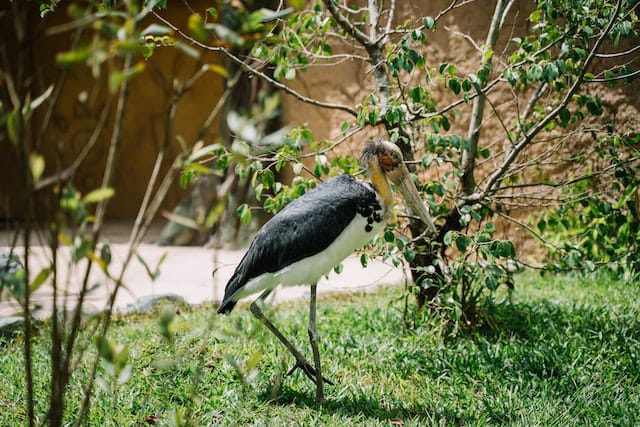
[218,174,380,313]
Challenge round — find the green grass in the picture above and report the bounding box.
[1,272,639,426]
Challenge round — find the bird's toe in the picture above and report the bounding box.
[286,359,334,386]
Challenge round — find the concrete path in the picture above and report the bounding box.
[0,222,408,318]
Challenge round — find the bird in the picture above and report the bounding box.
[217,138,436,402]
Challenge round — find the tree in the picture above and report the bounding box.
[165,0,640,323]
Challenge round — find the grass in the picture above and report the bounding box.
[1,272,639,426]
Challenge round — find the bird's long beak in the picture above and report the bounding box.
[390,164,437,234]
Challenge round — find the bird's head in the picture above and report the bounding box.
[361,138,437,233]
[360,138,406,184]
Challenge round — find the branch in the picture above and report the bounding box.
[460,0,511,195]
[490,154,640,193]
[151,11,357,116]
[586,67,640,83]
[322,0,375,49]
[595,43,640,58]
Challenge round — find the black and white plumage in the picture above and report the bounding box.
[218,174,384,314]
[217,138,436,402]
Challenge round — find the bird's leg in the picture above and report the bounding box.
[308,283,324,402]
[249,289,332,387]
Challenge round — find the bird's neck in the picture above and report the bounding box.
[368,162,393,213]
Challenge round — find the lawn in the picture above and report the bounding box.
[1,272,639,426]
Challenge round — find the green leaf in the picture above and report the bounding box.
[56,46,91,68]
[586,97,602,116]
[403,249,416,262]
[528,64,543,81]
[491,240,516,258]
[29,153,45,184]
[237,204,252,225]
[333,263,343,274]
[444,230,455,246]
[183,163,214,177]
[206,64,229,78]
[455,235,472,252]
[559,107,571,127]
[101,244,112,265]
[29,267,52,293]
[542,63,559,82]
[83,188,115,204]
[384,230,395,243]
[108,62,146,93]
[360,253,368,268]
[6,110,19,146]
[94,336,116,363]
[188,13,208,42]
[423,16,436,30]
[449,79,461,95]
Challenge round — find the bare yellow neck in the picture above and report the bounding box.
[368,162,393,212]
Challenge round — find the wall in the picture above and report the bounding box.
[0,1,224,220]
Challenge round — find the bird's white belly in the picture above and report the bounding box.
[236,214,384,299]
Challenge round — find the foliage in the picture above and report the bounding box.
[1,273,639,425]
[537,132,640,277]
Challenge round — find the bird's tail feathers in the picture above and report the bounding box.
[217,271,243,314]
[217,298,237,314]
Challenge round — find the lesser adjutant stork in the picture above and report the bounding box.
[218,138,436,402]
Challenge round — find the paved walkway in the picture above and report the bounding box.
[0,222,407,318]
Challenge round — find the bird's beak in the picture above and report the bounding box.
[389,164,437,234]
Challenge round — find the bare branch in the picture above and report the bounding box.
[460,0,510,195]
[322,0,374,49]
[595,43,640,58]
[151,11,358,116]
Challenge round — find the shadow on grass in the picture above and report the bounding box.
[258,385,444,423]
[482,297,640,343]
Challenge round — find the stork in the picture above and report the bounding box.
[218,138,436,402]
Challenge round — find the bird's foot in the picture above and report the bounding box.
[286,358,334,386]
